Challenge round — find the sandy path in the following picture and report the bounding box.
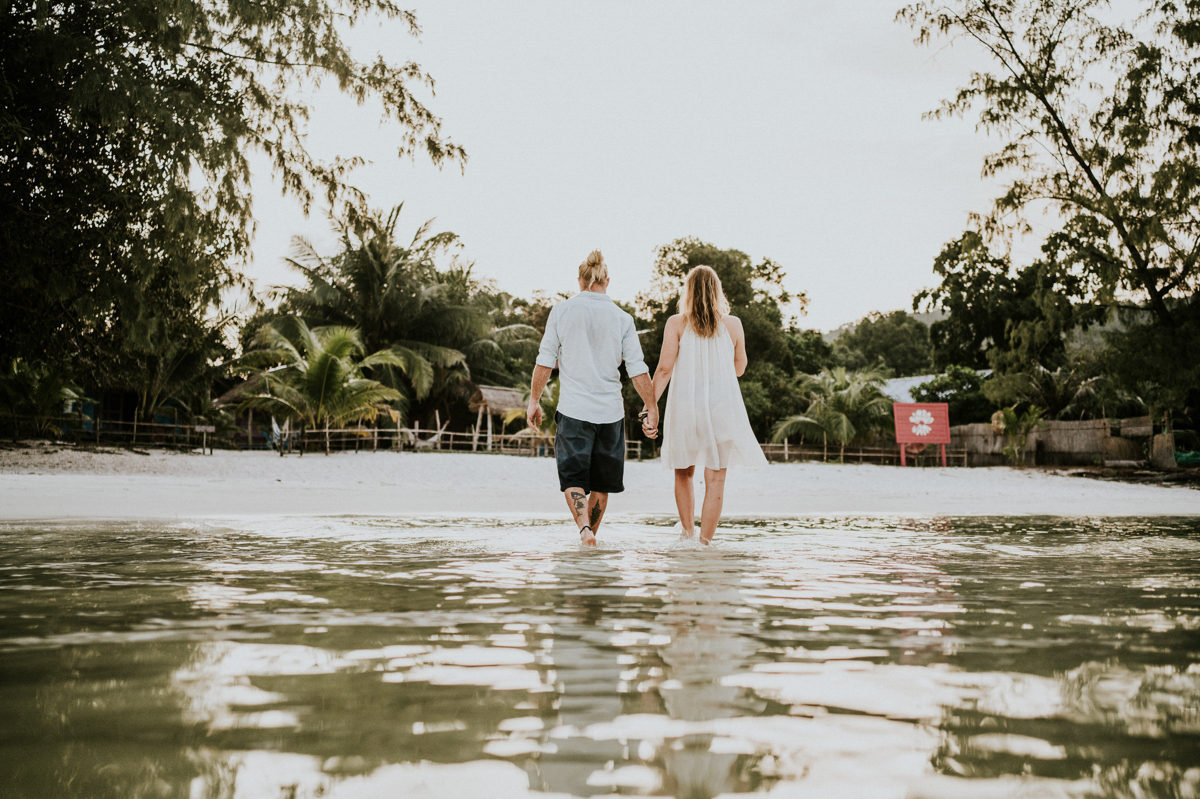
[1,446,1197,520]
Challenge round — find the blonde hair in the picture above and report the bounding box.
[679,265,730,338]
[578,249,609,288]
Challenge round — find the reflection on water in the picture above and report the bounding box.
[0,516,1198,798]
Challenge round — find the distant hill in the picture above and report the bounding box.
[822,309,946,343]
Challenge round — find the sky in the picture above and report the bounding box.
[246,0,1011,332]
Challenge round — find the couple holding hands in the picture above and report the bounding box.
[526,250,766,547]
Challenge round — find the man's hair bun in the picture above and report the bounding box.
[578,249,609,288]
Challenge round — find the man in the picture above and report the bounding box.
[527,250,658,547]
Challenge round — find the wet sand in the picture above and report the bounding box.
[1,446,1197,520]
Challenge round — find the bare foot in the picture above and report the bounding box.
[579,525,597,547]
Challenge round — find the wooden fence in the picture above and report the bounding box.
[758,442,969,467]
[285,427,650,460]
[2,415,222,450]
[6,413,968,466]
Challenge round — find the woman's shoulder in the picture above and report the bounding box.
[722,315,743,331]
[665,314,685,331]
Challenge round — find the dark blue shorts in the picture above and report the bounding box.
[555,412,625,494]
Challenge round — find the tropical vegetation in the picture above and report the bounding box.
[237,319,407,454]
[991,406,1046,468]
[769,368,893,459]
[3,0,1195,467]
[0,359,84,440]
[1,0,461,424]
[901,0,1200,443]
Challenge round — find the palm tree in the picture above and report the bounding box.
[278,205,477,413]
[238,318,407,454]
[986,362,1105,420]
[278,205,538,427]
[0,358,83,440]
[771,367,892,459]
[128,310,236,442]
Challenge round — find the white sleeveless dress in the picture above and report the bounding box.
[661,324,768,470]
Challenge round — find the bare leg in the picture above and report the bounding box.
[674,466,696,537]
[699,467,727,543]
[587,492,608,538]
[563,487,596,546]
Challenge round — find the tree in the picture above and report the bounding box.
[771,367,893,458]
[899,0,1200,329]
[911,365,996,424]
[916,232,1033,369]
[985,361,1106,420]
[120,308,237,440]
[0,359,83,440]
[787,327,835,374]
[637,237,806,378]
[738,361,808,440]
[991,405,1046,467]
[275,205,536,423]
[1101,306,1200,429]
[239,318,406,454]
[278,205,470,406]
[635,237,809,438]
[835,311,932,377]
[1,0,463,386]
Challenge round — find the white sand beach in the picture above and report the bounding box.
[1,446,1197,520]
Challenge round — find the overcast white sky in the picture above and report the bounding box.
[247,0,1011,331]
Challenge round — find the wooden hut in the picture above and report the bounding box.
[468,385,526,451]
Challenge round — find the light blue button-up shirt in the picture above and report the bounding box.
[535,291,648,425]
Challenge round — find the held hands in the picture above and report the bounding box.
[639,406,659,439]
[526,399,543,431]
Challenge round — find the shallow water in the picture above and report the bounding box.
[0,515,1198,799]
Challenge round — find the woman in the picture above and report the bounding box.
[648,265,767,543]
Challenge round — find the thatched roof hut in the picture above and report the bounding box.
[468,385,526,451]
[468,385,525,415]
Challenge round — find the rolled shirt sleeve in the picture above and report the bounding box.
[621,317,649,378]
[535,307,561,369]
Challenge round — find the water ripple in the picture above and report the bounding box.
[0,515,1197,798]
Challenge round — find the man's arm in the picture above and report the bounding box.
[620,317,658,438]
[527,364,553,429]
[528,307,561,430]
[631,372,658,439]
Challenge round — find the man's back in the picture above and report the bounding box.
[536,291,647,425]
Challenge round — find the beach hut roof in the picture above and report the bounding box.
[213,373,265,408]
[469,385,525,414]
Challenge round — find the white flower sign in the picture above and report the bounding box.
[909,408,935,437]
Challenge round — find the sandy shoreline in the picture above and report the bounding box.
[1,445,1198,521]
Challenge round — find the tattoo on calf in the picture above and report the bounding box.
[589,504,602,526]
[569,490,587,519]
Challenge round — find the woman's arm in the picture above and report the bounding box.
[652,315,683,402]
[725,316,748,376]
